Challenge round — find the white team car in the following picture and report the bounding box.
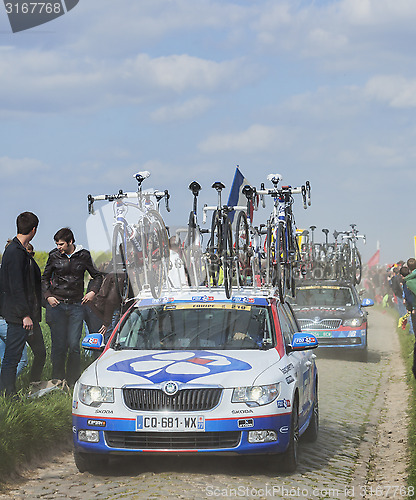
[72,288,318,473]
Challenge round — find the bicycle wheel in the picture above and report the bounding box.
[352,248,362,285]
[112,226,131,303]
[222,217,234,298]
[186,211,203,287]
[276,223,288,300]
[235,211,250,286]
[209,210,222,286]
[146,219,164,298]
[146,209,170,261]
[266,222,285,302]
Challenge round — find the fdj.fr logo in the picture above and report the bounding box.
[4,0,79,33]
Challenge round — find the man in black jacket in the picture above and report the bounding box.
[0,212,46,396]
[42,227,103,385]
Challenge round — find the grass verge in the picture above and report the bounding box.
[0,316,93,486]
[395,314,416,490]
[378,304,416,490]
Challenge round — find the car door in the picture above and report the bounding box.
[278,303,313,427]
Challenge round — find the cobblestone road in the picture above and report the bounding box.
[0,309,410,499]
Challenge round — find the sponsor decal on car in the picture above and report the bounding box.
[232,409,254,414]
[238,418,254,428]
[95,409,114,414]
[280,363,294,374]
[192,295,214,302]
[87,419,106,427]
[107,350,252,384]
[285,375,295,384]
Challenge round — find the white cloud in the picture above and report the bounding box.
[0,47,253,114]
[199,124,292,154]
[365,75,416,108]
[150,96,212,122]
[0,156,49,176]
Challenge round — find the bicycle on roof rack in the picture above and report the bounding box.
[337,224,365,285]
[202,181,246,299]
[234,184,268,288]
[87,171,170,300]
[183,181,210,288]
[257,174,311,302]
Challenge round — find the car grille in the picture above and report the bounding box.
[298,319,342,330]
[105,431,241,450]
[123,388,222,412]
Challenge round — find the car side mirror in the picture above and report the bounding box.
[288,332,318,352]
[361,298,374,307]
[82,333,105,351]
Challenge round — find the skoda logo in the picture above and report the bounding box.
[163,382,179,396]
[313,316,321,323]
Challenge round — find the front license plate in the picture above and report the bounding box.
[314,331,332,338]
[136,415,205,432]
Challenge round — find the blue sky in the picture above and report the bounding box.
[0,0,415,264]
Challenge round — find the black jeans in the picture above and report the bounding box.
[0,321,46,395]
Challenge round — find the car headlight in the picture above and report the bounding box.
[343,317,364,327]
[78,383,114,407]
[232,383,280,406]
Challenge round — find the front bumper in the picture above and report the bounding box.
[302,326,367,349]
[72,412,292,455]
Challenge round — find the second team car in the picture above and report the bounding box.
[288,279,374,360]
[72,287,318,473]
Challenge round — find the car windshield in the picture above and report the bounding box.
[114,302,275,350]
[290,286,356,307]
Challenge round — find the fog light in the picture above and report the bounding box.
[248,430,277,443]
[78,430,99,443]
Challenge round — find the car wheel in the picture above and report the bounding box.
[279,399,299,472]
[74,450,108,473]
[302,385,319,442]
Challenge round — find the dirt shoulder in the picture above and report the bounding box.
[352,309,410,494]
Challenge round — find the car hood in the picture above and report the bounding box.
[292,305,362,320]
[88,349,281,388]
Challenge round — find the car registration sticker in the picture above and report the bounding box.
[136,415,205,432]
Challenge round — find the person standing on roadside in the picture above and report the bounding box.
[0,212,46,396]
[42,228,103,386]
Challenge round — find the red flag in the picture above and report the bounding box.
[367,249,380,268]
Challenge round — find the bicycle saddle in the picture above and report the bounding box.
[189,181,202,196]
[212,181,225,191]
[267,173,283,186]
[310,225,316,231]
[322,229,329,235]
[134,171,150,182]
[242,185,255,199]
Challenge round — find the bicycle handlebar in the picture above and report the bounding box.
[88,189,170,214]
[256,181,311,212]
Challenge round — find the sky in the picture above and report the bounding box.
[0,0,415,265]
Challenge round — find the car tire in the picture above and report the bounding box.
[74,450,108,473]
[302,385,319,442]
[279,398,299,472]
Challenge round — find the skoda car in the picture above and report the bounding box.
[72,289,318,473]
[289,280,374,360]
